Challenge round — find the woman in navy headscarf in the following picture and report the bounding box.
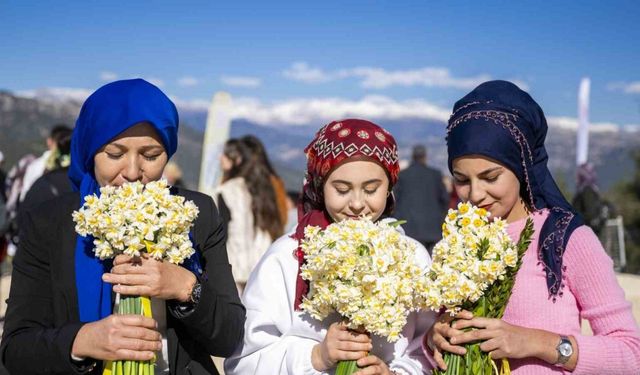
[1,79,245,375]
[424,81,640,374]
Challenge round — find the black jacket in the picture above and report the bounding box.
[0,188,245,374]
[393,163,449,244]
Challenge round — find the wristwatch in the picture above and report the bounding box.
[189,281,202,304]
[555,335,573,365]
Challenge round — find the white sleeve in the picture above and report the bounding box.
[224,239,328,375]
[388,238,435,374]
[388,311,436,374]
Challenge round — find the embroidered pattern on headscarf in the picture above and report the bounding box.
[539,207,575,300]
[446,81,584,300]
[447,110,536,207]
[292,119,400,310]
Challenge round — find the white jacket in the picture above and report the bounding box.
[224,221,436,375]
[215,177,273,283]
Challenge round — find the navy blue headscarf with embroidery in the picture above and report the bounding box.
[69,79,186,322]
[447,80,584,299]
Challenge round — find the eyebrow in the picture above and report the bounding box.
[453,166,503,177]
[106,143,164,152]
[331,178,383,186]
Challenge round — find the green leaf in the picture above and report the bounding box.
[388,219,407,227]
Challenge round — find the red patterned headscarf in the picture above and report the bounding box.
[292,118,400,310]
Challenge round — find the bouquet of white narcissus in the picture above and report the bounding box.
[423,202,534,375]
[73,179,199,264]
[300,217,428,374]
[72,179,199,375]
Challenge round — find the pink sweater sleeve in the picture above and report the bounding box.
[564,226,640,374]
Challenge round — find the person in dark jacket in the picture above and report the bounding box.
[572,162,610,236]
[393,145,449,252]
[0,79,245,375]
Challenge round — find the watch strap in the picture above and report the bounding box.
[555,335,573,365]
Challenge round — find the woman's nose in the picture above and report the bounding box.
[349,192,365,212]
[468,181,485,205]
[121,156,143,182]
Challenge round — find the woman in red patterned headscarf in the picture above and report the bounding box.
[225,119,436,375]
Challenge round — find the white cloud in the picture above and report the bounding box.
[175,95,451,125]
[17,87,92,103]
[145,77,165,87]
[282,62,333,84]
[220,76,262,88]
[173,94,632,133]
[607,81,640,94]
[507,79,530,91]
[169,96,211,112]
[282,62,512,90]
[547,116,621,133]
[347,67,492,90]
[177,76,199,87]
[100,71,118,82]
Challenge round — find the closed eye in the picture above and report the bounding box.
[453,177,469,184]
[143,154,162,161]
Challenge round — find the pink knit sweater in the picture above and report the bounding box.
[424,209,640,374]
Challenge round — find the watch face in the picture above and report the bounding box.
[559,342,573,357]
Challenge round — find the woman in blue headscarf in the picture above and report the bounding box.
[424,81,640,374]
[1,79,245,375]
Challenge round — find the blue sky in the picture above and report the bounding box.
[1,1,639,128]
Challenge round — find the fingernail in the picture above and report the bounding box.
[450,338,456,344]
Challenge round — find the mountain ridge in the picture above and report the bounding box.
[1,91,637,193]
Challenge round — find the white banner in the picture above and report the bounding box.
[198,92,233,197]
[576,78,590,166]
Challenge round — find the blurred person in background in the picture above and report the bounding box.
[393,144,449,253]
[20,127,73,213]
[19,124,72,202]
[2,153,36,258]
[240,135,289,229]
[572,162,611,236]
[215,138,283,294]
[0,150,7,264]
[284,189,301,233]
[0,150,7,203]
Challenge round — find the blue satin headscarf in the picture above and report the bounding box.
[69,79,179,322]
[447,80,584,299]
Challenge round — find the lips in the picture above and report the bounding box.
[344,213,368,219]
[479,203,493,210]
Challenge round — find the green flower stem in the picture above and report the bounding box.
[336,359,359,375]
[114,294,154,375]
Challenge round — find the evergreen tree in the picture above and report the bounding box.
[608,150,640,274]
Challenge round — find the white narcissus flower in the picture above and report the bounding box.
[72,179,199,265]
[423,202,518,314]
[300,217,423,342]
